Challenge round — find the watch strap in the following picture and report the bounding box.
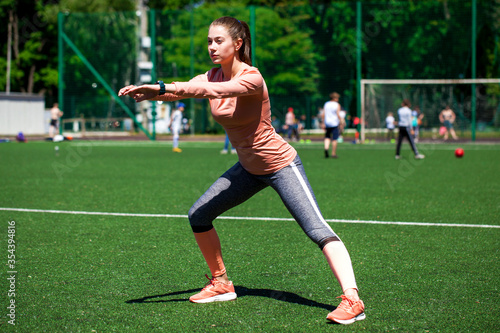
[156,80,166,95]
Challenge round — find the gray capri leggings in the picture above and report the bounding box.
[188,155,340,249]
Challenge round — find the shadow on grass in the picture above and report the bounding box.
[126,286,334,311]
[126,288,199,303]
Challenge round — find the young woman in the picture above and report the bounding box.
[119,16,365,325]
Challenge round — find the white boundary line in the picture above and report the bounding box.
[0,207,498,229]
[361,78,500,84]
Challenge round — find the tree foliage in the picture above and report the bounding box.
[0,0,135,104]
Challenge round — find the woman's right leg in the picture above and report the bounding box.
[188,162,267,279]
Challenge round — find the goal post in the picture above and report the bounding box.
[360,78,500,142]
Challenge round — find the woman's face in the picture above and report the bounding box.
[207,25,239,65]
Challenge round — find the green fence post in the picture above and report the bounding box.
[306,96,311,130]
[250,5,256,66]
[471,0,477,141]
[189,1,195,134]
[356,1,362,142]
[202,101,207,134]
[58,12,64,134]
[150,9,156,140]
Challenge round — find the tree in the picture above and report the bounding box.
[0,0,56,95]
[0,0,136,103]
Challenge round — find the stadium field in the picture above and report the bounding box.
[0,140,499,332]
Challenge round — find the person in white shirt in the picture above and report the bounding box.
[322,92,341,158]
[170,102,185,152]
[385,112,395,141]
[395,99,424,160]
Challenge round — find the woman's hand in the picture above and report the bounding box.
[118,84,160,102]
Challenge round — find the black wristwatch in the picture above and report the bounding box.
[156,80,166,95]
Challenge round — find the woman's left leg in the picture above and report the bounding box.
[262,156,365,324]
[262,156,358,293]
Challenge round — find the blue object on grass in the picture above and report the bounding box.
[16,132,26,142]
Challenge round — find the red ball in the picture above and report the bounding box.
[455,148,464,158]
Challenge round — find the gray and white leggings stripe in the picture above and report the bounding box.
[188,155,340,249]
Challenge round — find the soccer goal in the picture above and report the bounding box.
[360,78,500,142]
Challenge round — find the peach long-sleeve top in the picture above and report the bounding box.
[160,64,296,175]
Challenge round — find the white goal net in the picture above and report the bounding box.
[360,79,500,141]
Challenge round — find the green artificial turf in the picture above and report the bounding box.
[0,140,498,332]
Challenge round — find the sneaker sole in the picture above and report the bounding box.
[328,312,366,325]
[190,292,237,304]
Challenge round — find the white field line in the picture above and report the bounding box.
[0,207,498,229]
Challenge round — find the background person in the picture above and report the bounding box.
[49,103,63,138]
[271,115,283,134]
[119,16,365,325]
[395,99,425,160]
[412,106,424,142]
[170,102,185,152]
[285,107,299,141]
[338,108,346,143]
[322,92,341,158]
[221,133,236,154]
[439,105,458,140]
[352,116,360,143]
[298,114,306,136]
[385,112,396,141]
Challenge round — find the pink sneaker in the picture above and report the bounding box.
[327,295,366,324]
[189,274,237,303]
